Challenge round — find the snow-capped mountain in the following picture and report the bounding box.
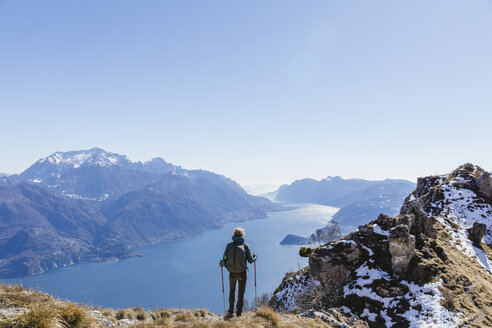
[1,148,283,278]
[271,164,492,327]
[20,148,177,201]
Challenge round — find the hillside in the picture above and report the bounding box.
[271,164,492,327]
[0,149,282,278]
[0,284,362,328]
[0,181,117,278]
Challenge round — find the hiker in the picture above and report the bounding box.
[219,227,257,319]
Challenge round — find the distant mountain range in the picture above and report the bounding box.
[0,148,282,278]
[273,176,415,227]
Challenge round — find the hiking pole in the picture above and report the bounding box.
[254,260,257,310]
[221,266,226,315]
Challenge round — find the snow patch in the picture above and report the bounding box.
[372,224,389,236]
[360,308,377,322]
[431,184,492,273]
[274,272,320,312]
[343,264,460,327]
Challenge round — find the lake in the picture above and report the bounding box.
[1,203,337,314]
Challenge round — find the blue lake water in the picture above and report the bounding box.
[1,203,337,314]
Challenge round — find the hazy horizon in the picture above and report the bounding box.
[2,1,492,185]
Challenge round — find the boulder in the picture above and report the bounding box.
[309,240,363,288]
[388,224,415,275]
[468,222,487,245]
[475,171,492,200]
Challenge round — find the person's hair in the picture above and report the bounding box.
[233,227,245,236]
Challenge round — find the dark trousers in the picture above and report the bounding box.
[228,271,247,315]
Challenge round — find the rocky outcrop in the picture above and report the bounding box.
[309,240,364,289]
[468,222,487,245]
[388,224,415,275]
[476,171,492,200]
[271,163,492,328]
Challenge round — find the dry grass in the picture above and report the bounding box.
[440,288,455,311]
[0,284,334,328]
[0,285,52,308]
[4,303,58,328]
[255,307,280,327]
[59,302,91,328]
[433,222,492,327]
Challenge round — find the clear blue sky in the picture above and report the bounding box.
[1,0,492,185]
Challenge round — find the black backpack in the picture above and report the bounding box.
[225,242,247,273]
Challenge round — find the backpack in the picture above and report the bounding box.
[224,242,247,273]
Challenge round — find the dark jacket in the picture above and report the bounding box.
[220,235,256,267]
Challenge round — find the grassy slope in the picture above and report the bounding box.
[0,284,332,328]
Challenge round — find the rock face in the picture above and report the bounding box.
[475,171,492,200]
[271,164,492,328]
[388,224,415,275]
[309,240,364,289]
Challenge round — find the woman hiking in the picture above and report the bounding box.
[219,227,257,319]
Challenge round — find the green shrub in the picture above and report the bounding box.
[299,247,313,257]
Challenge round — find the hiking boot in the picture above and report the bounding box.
[236,312,242,317]
[224,312,234,320]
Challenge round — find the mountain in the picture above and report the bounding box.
[273,176,371,206]
[1,148,282,278]
[20,148,177,201]
[274,176,414,207]
[95,170,280,251]
[271,164,492,327]
[0,179,114,278]
[274,177,415,226]
[331,181,417,227]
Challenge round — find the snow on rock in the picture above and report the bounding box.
[372,224,389,236]
[360,308,377,322]
[271,164,491,328]
[414,164,492,272]
[400,280,461,328]
[270,269,320,312]
[342,262,461,327]
[44,148,131,169]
